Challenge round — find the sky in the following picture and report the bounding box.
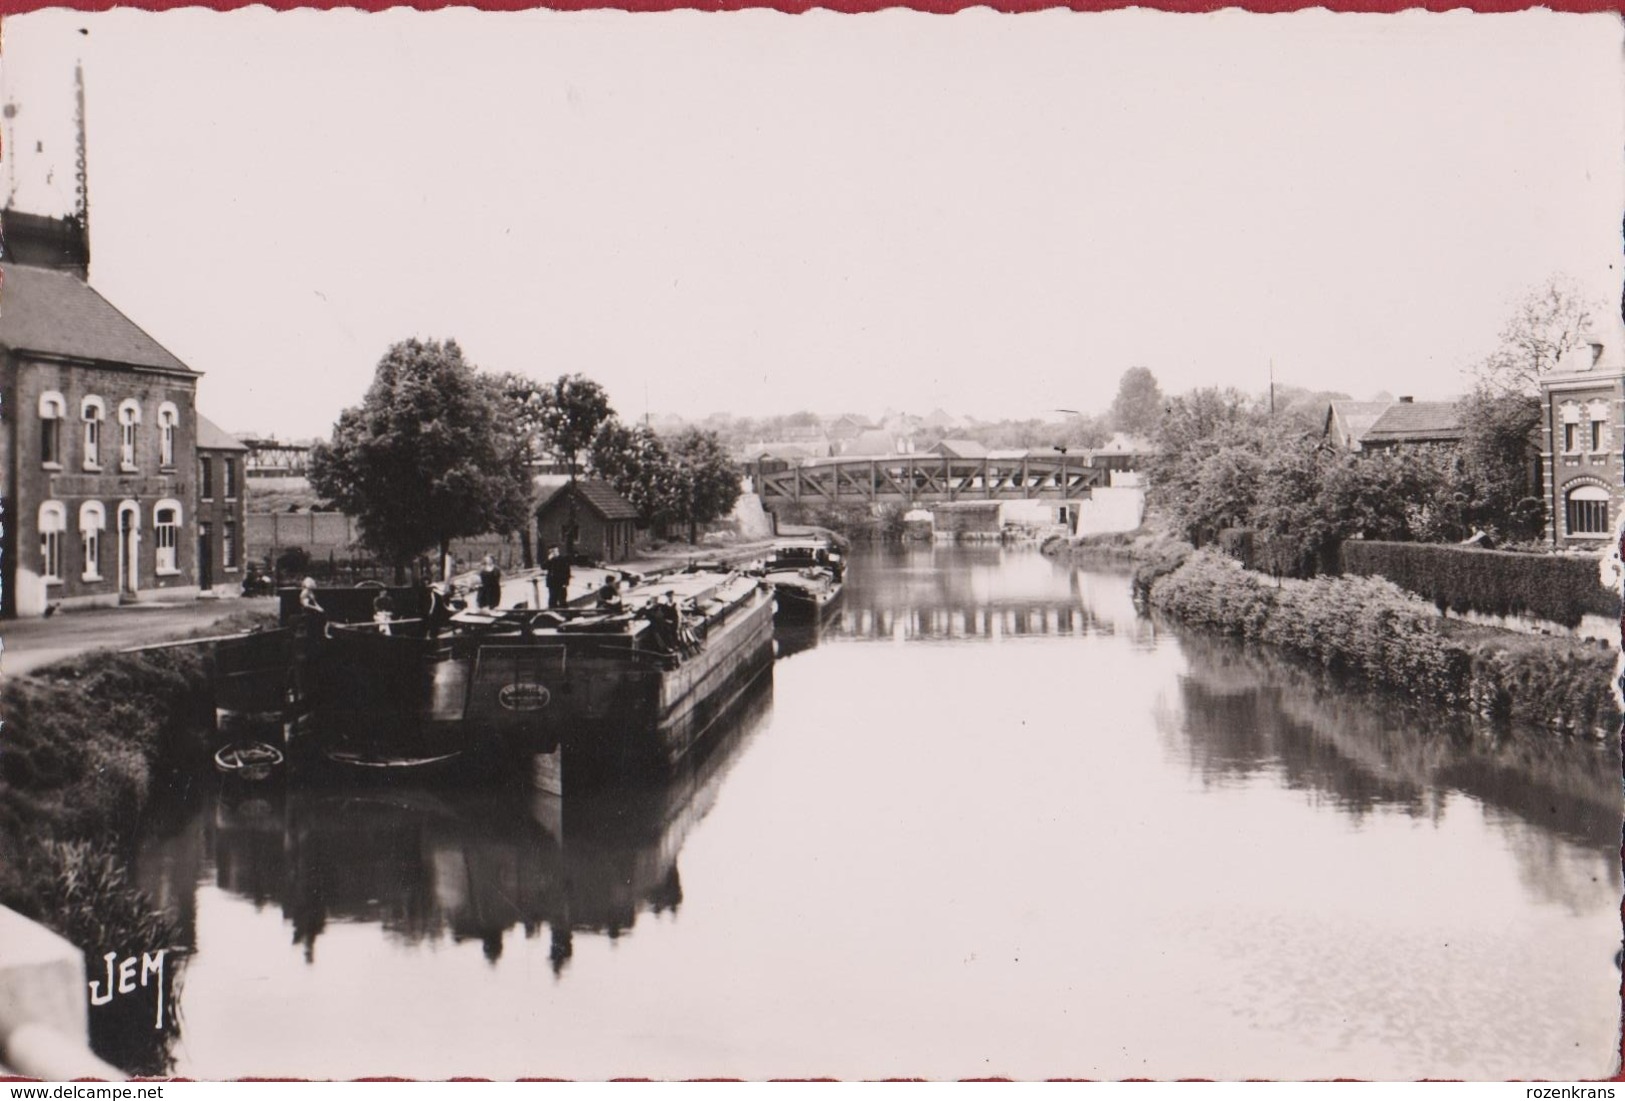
[1,8,1621,440]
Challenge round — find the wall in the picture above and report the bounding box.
[1074,486,1146,537]
[7,355,199,616]
[196,448,247,593]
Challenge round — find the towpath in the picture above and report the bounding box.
[0,596,280,678]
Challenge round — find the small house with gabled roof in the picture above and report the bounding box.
[535,479,641,562]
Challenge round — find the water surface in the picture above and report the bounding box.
[134,544,1623,1079]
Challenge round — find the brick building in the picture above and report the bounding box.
[0,244,205,616]
[196,415,248,593]
[1539,330,1625,547]
[535,479,639,562]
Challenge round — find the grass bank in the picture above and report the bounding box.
[0,632,252,1073]
[1149,551,1619,738]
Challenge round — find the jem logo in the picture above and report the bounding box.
[498,681,551,711]
[88,949,170,1029]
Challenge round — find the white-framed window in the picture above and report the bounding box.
[223,520,238,569]
[38,501,66,583]
[154,499,182,574]
[81,396,105,470]
[39,391,65,467]
[80,500,105,581]
[117,400,142,471]
[223,457,238,500]
[157,402,179,468]
[1587,400,1611,454]
[199,456,213,500]
[1565,484,1610,536]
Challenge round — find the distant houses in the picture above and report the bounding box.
[1324,398,1465,452]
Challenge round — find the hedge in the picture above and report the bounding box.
[1340,540,1618,630]
[1149,551,1619,735]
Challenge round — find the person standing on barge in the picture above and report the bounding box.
[477,555,503,610]
[544,547,573,609]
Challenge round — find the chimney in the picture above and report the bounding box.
[1397,396,1414,403]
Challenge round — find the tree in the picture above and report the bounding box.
[589,417,681,527]
[1454,388,1545,540]
[667,428,743,544]
[491,371,551,567]
[536,374,614,477]
[308,339,533,576]
[1108,367,1164,436]
[1475,275,1602,395]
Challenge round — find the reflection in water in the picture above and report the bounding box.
[130,547,1621,1079]
[1161,632,1623,911]
[138,678,774,980]
[827,544,1162,644]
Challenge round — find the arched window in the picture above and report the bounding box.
[81,396,106,470]
[118,400,142,471]
[38,501,66,583]
[157,402,179,468]
[153,499,183,574]
[1565,484,1610,536]
[39,391,65,466]
[80,501,106,581]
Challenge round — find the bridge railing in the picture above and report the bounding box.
[756,454,1106,503]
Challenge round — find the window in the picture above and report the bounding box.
[199,457,214,500]
[223,458,237,499]
[117,400,141,471]
[81,397,105,469]
[157,403,178,468]
[1565,485,1610,535]
[1588,401,1611,454]
[38,501,66,583]
[154,500,182,574]
[223,521,237,569]
[80,501,105,581]
[1563,423,1577,452]
[39,391,65,466]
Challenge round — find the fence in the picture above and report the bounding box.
[247,512,529,583]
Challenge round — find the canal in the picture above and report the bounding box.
[131,544,1622,1080]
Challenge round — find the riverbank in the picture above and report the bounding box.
[0,640,223,1073]
[1046,532,1620,738]
[1164,551,1617,736]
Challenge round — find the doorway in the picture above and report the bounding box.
[117,501,140,600]
[198,522,214,591]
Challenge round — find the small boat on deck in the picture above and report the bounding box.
[214,741,285,782]
[760,536,844,618]
[276,568,776,791]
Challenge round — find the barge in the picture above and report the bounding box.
[230,568,775,791]
[760,536,844,620]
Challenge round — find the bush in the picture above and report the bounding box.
[1341,540,1617,630]
[1147,551,1618,733]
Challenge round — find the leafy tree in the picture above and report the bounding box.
[1475,275,1602,395]
[1454,388,1545,540]
[308,339,533,575]
[1108,367,1164,436]
[535,374,614,478]
[667,428,743,544]
[589,417,681,527]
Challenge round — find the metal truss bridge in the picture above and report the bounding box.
[754,454,1107,506]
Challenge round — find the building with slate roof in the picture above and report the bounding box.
[0,245,207,616]
[534,479,641,562]
[1356,398,1465,450]
[1323,401,1394,451]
